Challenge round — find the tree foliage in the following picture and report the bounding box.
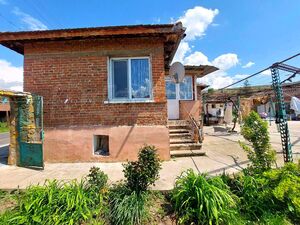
[239,111,276,173]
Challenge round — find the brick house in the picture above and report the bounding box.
[0,23,217,163]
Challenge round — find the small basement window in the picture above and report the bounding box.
[93,135,109,156]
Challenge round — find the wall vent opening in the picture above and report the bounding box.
[94,135,109,156]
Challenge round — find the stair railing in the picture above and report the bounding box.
[182,103,203,143]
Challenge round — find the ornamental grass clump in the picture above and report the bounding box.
[0,168,108,225]
[172,170,238,225]
[2,179,106,225]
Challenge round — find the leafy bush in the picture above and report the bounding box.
[123,145,161,193]
[172,170,238,225]
[222,173,273,220]
[259,212,293,225]
[239,111,276,173]
[0,122,9,133]
[262,163,300,221]
[108,184,150,225]
[223,162,300,223]
[87,166,108,192]
[1,179,105,225]
[108,145,161,225]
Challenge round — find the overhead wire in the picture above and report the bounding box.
[24,0,55,29]
[0,12,22,30]
[219,53,300,90]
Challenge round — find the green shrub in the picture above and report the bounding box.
[123,145,161,193]
[223,163,300,223]
[223,173,273,220]
[87,166,108,192]
[262,163,300,222]
[259,212,293,225]
[2,179,105,225]
[172,170,238,225]
[108,145,161,225]
[239,111,276,173]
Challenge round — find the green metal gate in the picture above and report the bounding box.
[17,95,44,169]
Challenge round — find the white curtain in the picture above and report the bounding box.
[131,59,150,98]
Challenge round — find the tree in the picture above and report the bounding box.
[243,79,250,88]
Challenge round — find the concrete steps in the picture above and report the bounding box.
[171,149,205,158]
[170,143,202,150]
[168,120,205,158]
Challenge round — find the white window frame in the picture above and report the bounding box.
[179,75,193,101]
[107,56,153,103]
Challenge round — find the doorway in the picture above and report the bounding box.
[166,76,193,120]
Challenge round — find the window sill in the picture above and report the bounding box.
[104,99,155,104]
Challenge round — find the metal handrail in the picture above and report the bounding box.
[181,103,203,143]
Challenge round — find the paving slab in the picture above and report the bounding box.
[0,122,299,190]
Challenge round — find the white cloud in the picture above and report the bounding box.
[13,7,48,30]
[178,6,219,41]
[261,69,271,76]
[197,53,239,89]
[198,70,234,89]
[184,51,211,65]
[242,61,255,68]
[173,41,191,63]
[0,59,23,91]
[152,17,161,24]
[173,6,219,63]
[233,74,248,79]
[172,5,241,89]
[212,53,239,70]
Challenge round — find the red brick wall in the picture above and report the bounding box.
[23,37,167,127]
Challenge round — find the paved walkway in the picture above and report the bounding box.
[0,122,299,190]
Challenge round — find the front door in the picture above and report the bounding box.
[166,78,179,119]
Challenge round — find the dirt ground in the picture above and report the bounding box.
[0,121,299,190]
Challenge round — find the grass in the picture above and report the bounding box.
[172,170,238,225]
[0,180,106,225]
[0,122,9,133]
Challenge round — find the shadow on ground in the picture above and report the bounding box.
[0,146,8,166]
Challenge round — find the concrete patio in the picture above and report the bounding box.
[0,121,299,190]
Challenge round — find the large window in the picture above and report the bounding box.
[179,76,193,100]
[110,57,151,101]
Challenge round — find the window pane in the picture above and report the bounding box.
[166,80,176,99]
[131,59,150,98]
[179,76,193,100]
[112,60,128,98]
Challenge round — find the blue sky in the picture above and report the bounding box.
[1,0,300,91]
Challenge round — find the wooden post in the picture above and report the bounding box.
[6,110,9,127]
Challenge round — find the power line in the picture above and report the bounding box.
[24,0,55,29]
[219,53,300,90]
[33,0,63,28]
[0,13,21,30]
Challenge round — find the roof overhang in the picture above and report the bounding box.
[184,65,218,78]
[166,65,218,77]
[0,23,186,68]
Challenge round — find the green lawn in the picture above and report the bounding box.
[0,122,9,133]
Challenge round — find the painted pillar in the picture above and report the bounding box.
[8,97,18,165]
